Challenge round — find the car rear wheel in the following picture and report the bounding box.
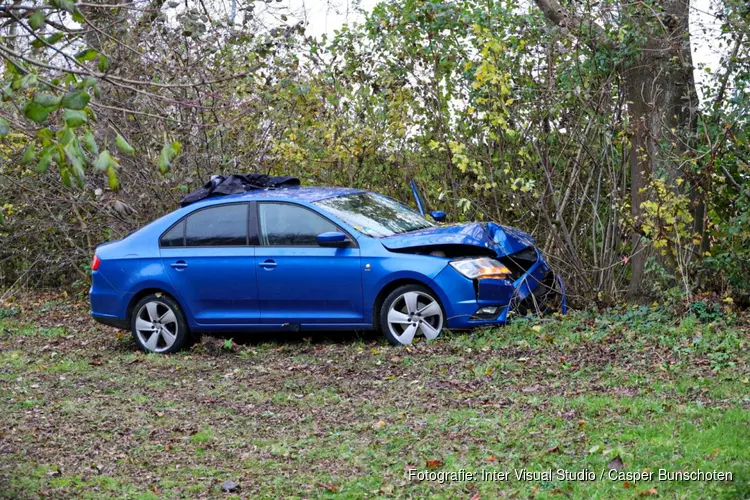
[131,293,191,354]
[379,285,444,346]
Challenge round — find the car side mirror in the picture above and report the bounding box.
[430,210,447,222]
[317,231,350,248]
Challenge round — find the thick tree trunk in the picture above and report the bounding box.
[623,0,697,295]
[532,0,698,296]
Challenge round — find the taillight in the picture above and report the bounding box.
[92,255,101,271]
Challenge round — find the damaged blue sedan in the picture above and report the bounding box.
[90,176,565,353]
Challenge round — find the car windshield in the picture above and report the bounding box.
[315,192,434,237]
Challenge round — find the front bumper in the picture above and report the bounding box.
[431,249,566,329]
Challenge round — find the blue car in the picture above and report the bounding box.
[90,182,565,353]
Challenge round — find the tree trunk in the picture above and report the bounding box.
[623,0,697,295]
[532,0,698,296]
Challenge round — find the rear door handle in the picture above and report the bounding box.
[171,260,188,270]
[259,259,277,270]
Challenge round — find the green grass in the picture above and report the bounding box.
[0,297,747,498]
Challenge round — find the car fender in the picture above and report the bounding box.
[122,276,185,320]
[365,266,451,321]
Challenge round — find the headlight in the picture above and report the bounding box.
[449,257,512,280]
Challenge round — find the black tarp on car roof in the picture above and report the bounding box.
[179,174,300,206]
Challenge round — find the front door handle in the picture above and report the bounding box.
[171,260,188,270]
[259,259,277,270]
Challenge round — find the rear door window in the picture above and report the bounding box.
[160,220,185,247]
[182,204,248,246]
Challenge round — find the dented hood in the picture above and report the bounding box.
[380,222,535,257]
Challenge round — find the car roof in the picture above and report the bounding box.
[197,186,365,206]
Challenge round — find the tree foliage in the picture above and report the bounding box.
[0,0,748,304]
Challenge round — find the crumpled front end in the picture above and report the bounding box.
[381,219,567,327]
[433,246,566,329]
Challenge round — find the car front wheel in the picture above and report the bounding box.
[130,293,191,354]
[379,284,445,346]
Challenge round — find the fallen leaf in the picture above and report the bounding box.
[372,420,386,429]
[379,484,394,494]
[221,480,239,492]
[705,448,719,460]
[318,482,340,492]
[607,455,624,470]
[639,487,658,497]
[547,445,561,453]
[485,455,497,462]
[623,481,631,489]
[469,494,481,500]
[426,459,444,470]
[89,359,103,366]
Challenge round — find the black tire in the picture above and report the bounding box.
[378,284,445,346]
[130,293,191,354]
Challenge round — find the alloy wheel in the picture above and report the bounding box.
[386,291,443,345]
[135,300,179,353]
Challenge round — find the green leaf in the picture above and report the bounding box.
[32,93,61,109]
[60,90,91,110]
[31,32,63,49]
[1,83,13,100]
[63,109,87,127]
[37,128,55,146]
[0,118,8,138]
[83,131,98,155]
[107,165,120,190]
[158,152,168,172]
[60,168,72,187]
[29,9,46,30]
[36,149,52,173]
[56,0,77,13]
[64,140,84,172]
[47,32,64,44]
[97,55,110,72]
[75,48,98,62]
[21,146,36,165]
[19,73,38,89]
[23,102,50,123]
[59,127,74,146]
[72,8,85,24]
[80,76,97,89]
[157,140,182,172]
[115,134,135,154]
[157,147,171,172]
[93,151,115,171]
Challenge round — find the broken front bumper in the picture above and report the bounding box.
[431,249,567,330]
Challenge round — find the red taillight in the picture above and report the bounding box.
[92,255,101,271]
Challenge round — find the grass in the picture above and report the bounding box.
[0,293,747,499]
